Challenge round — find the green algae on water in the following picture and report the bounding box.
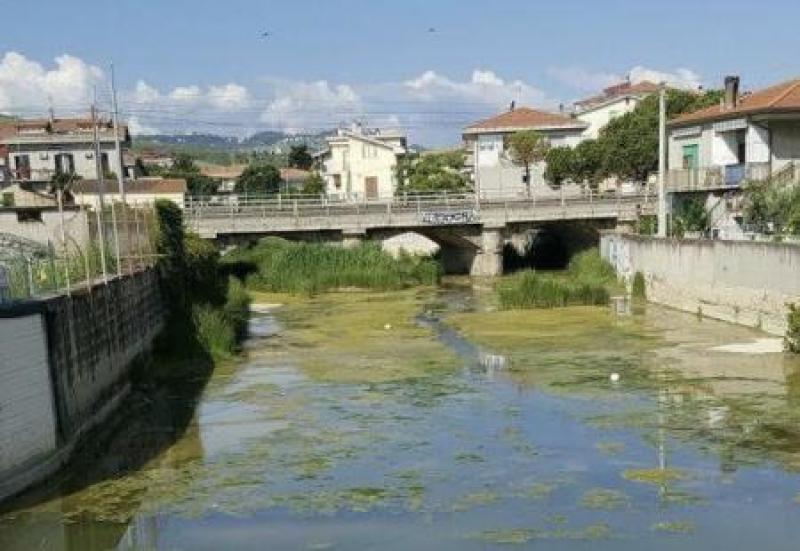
[580,488,630,510]
[623,468,687,485]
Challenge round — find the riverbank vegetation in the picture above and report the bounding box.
[224,237,440,295]
[153,200,250,362]
[787,304,800,353]
[497,249,617,309]
[742,180,800,237]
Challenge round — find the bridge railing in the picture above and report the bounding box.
[185,189,656,220]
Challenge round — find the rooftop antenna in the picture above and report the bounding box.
[47,95,55,125]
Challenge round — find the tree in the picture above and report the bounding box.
[303,172,326,195]
[672,195,709,237]
[572,139,604,186]
[508,130,549,195]
[288,144,314,170]
[161,153,218,196]
[596,89,724,182]
[396,151,469,193]
[236,163,282,194]
[544,147,574,186]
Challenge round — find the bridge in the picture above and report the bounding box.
[186,192,656,276]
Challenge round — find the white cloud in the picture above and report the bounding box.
[168,85,202,102]
[0,52,104,114]
[260,79,362,133]
[550,65,704,94]
[628,66,702,90]
[402,69,551,109]
[127,115,160,136]
[208,83,250,111]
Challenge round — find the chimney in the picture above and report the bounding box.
[724,75,740,109]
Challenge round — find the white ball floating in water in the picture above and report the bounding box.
[610,373,620,383]
[384,324,393,330]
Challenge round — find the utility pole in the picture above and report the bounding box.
[657,82,668,238]
[110,63,126,204]
[92,91,109,282]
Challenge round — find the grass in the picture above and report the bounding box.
[497,249,617,310]
[224,237,440,295]
[786,303,800,353]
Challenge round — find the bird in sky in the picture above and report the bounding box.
[427,27,437,33]
[260,31,271,39]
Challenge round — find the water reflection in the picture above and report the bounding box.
[2,287,800,550]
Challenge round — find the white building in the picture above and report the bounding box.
[463,107,587,198]
[317,127,407,200]
[72,178,187,209]
[667,76,800,191]
[574,81,660,139]
[0,117,130,184]
[667,75,800,240]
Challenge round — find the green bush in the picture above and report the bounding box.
[498,249,616,310]
[567,249,617,285]
[224,277,251,341]
[787,304,800,354]
[225,237,441,294]
[632,271,646,300]
[498,271,609,309]
[193,304,237,360]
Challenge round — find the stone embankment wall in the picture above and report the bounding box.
[601,233,800,336]
[0,268,164,502]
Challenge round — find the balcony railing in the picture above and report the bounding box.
[666,162,771,192]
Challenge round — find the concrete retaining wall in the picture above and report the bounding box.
[601,234,800,335]
[0,268,164,502]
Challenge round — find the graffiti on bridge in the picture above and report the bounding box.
[420,209,478,225]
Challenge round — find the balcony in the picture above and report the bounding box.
[666,162,771,192]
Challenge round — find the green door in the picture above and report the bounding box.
[682,144,699,169]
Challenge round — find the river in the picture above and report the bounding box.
[2,280,800,549]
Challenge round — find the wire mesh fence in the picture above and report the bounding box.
[0,203,158,302]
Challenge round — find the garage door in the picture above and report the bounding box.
[0,313,57,474]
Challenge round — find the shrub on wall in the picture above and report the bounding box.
[787,304,800,354]
[632,271,646,300]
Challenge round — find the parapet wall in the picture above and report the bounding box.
[601,234,800,336]
[0,268,164,502]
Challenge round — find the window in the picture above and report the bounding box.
[55,153,75,175]
[682,144,699,169]
[362,144,378,159]
[333,174,342,189]
[479,142,495,152]
[14,155,31,179]
[101,152,110,175]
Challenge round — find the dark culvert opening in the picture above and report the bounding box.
[503,231,569,273]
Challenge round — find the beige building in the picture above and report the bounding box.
[463,107,587,198]
[317,127,407,200]
[574,80,660,139]
[72,178,187,209]
[0,117,131,184]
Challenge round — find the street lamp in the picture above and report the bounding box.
[657,82,667,237]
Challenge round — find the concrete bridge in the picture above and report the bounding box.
[186,192,656,276]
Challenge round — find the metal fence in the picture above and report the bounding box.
[0,203,158,302]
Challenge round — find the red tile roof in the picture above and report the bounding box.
[464,107,585,133]
[670,78,800,126]
[0,117,129,141]
[280,167,311,183]
[575,81,660,108]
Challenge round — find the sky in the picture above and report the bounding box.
[1,0,798,145]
